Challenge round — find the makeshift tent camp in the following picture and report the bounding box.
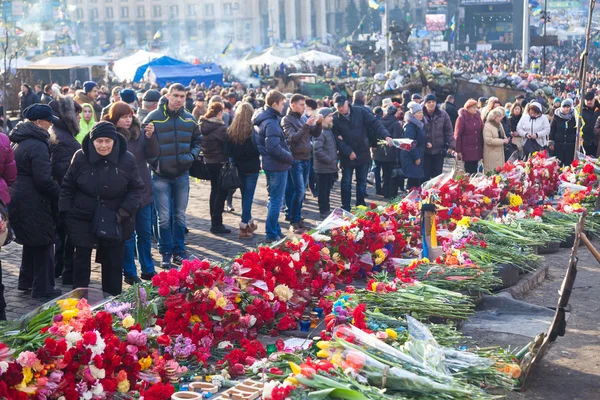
[132,56,188,82]
[144,63,223,87]
[243,49,289,67]
[287,50,343,66]
[112,50,164,81]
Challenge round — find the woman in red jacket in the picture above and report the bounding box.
[454,99,484,174]
[0,130,16,320]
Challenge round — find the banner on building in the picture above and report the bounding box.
[426,14,446,31]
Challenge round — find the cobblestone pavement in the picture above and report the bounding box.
[2,174,389,320]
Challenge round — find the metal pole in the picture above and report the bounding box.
[522,0,529,68]
[542,0,548,75]
[575,0,595,158]
[384,0,390,72]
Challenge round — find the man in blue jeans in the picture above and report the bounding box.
[144,83,201,268]
[332,95,393,211]
[253,90,293,241]
[282,94,322,233]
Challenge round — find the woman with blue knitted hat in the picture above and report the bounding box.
[59,121,144,295]
[74,81,102,120]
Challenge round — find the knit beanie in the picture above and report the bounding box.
[89,121,118,142]
[83,81,98,94]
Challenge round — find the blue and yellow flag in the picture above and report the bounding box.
[368,0,380,9]
[221,39,233,57]
[153,30,162,40]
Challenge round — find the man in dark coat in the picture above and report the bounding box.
[48,96,82,285]
[9,104,61,299]
[59,121,144,295]
[422,94,455,181]
[143,83,201,268]
[440,95,459,129]
[281,94,322,233]
[253,90,292,241]
[331,95,393,211]
[374,105,404,198]
[582,91,600,156]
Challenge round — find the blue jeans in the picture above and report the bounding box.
[152,172,189,257]
[341,163,369,211]
[265,170,288,240]
[289,160,309,223]
[240,173,259,224]
[123,204,155,277]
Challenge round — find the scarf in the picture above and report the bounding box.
[554,108,574,121]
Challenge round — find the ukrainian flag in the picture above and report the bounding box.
[368,0,380,9]
[221,39,233,56]
[153,30,162,40]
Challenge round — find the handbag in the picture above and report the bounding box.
[189,154,211,180]
[218,162,241,190]
[93,201,122,242]
[523,139,542,155]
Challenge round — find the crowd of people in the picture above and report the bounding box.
[1,59,599,321]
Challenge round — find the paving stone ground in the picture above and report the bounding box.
[2,174,389,320]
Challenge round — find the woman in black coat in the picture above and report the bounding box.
[19,84,39,119]
[9,104,61,298]
[103,102,159,285]
[374,105,404,199]
[549,99,577,166]
[59,121,144,295]
[49,96,82,285]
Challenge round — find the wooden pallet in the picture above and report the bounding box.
[213,379,264,400]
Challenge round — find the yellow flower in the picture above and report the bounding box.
[21,367,33,386]
[509,194,523,207]
[316,341,330,350]
[495,176,502,184]
[332,253,341,262]
[330,352,343,367]
[57,298,78,311]
[373,249,386,265]
[455,216,471,228]
[189,314,201,323]
[61,308,79,322]
[385,329,397,339]
[371,282,378,291]
[356,205,367,211]
[421,257,430,264]
[284,376,299,386]
[138,356,152,370]
[234,294,242,303]
[483,196,491,205]
[208,289,218,300]
[122,315,135,328]
[289,362,302,375]
[316,349,330,358]
[117,379,130,393]
[215,297,227,309]
[274,284,294,302]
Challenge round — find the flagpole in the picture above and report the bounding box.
[384,0,390,72]
[575,0,596,159]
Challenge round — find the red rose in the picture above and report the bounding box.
[156,334,171,346]
[230,363,246,376]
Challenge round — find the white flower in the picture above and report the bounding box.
[90,365,106,380]
[248,315,257,328]
[85,331,106,357]
[251,359,267,374]
[82,391,92,400]
[92,383,104,396]
[262,381,279,400]
[291,252,300,262]
[273,284,293,302]
[217,341,233,349]
[152,325,162,334]
[65,332,82,347]
[0,361,8,375]
[355,231,364,242]
[312,233,331,242]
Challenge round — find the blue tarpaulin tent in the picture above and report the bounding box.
[144,63,224,87]
[132,56,188,82]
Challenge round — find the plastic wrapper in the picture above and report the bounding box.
[313,207,356,234]
[422,170,454,192]
[391,138,416,151]
[559,181,589,194]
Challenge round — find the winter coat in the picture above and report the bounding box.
[313,128,338,174]
[400,115,427,179]
[199,117,228,164]
[49,97,81,184]
[0,133,16,204]
[549,109,577,166]
[454,109,484,162]
[137,107,151,123]
[73,91,102,121]
[8,122,61,246]
[516,111,551,148]
[441,101,459,128]
[19,90,39,119]
[253,106,293,172]
[226,136,261,175]
[77,104,97,143]
[282,110,322,161]
[483,121,506,173]
[423,107,455,155]
[40,93,54,105]
[508,114,523,151]
[58,133,144,249]
[143,97,202,178]
[117,117,159,208]
[373,114,403,164]
[332,104,390,168]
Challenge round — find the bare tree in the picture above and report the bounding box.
[1,24,34,132]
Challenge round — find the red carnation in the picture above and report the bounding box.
[156,334,171,346]
[83,331,97,346]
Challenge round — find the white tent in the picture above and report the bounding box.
[31,56,108,68]
[287,50,343,66]
[243,49,289,67]
[112,50,164,81]
[0,58,31,73]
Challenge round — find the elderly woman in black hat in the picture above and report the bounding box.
[59,121,144,295]
[9,104,62,299]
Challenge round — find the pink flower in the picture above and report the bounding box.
[16,351,39,368]
[127,330,147,347]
